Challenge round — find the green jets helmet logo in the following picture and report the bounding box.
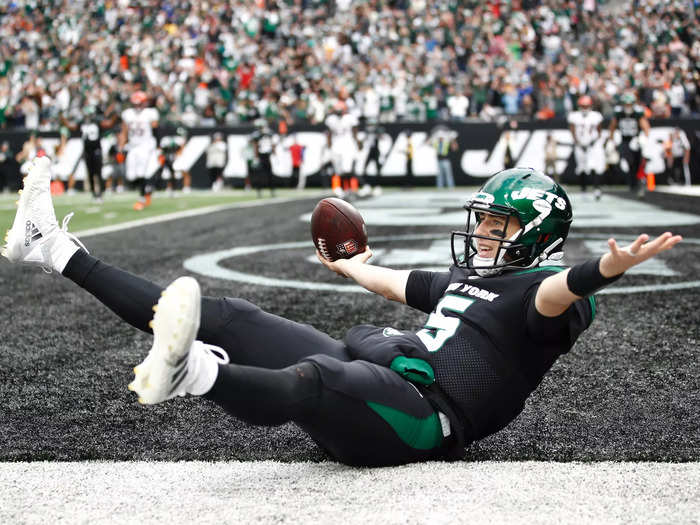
[510,188,568,211]
[472,192,495,205]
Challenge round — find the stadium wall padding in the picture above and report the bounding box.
[1,119,698,189]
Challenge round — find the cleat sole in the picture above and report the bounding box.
[129,277,201,404]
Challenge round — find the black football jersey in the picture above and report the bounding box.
[80,115,104,152]
[256,131,274,155]
[406,264,594,440]
[614,105,645,140]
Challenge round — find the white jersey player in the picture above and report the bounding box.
[119,91,159,209]
[325,103,362,196]
[568,95,604,198]
[159,128,191,194]
[325,105,359,170]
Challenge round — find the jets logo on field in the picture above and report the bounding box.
[184,192,700,295]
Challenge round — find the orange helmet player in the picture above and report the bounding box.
[130,91,148,106]
[578,95,592,110]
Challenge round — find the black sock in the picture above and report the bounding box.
[62,250,163,333]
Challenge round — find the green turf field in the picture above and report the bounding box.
[0,189,324,233]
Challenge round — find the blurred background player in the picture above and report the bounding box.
[609,92,650,196]
[544,133,559,183]
[664,128,691,186]
[603,135,621,187]
[503,120,518,170]
[206,132,228,192]
[0,141,18,193]
[288,134,306,190]
[60,103,119,203]
[15,132,45,175]
[51,126,77,194]
[119,91,159,210]
[403,132,416,189]
[360,123,385,196]
[431,126,457,189]
[105,144,126,194]
[251,120,276,197]
[319,130,333,190]
[159,127,191,196]
[325,101,361,198]
[568,95,604,198]
[242,133,256,192]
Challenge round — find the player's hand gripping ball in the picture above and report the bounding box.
[311,198,368,261]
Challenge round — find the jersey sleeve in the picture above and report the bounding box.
[405,270,452,314]
[147,108,159,123]
[524,282,595,347]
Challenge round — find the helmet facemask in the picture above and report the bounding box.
[451,201,526,276]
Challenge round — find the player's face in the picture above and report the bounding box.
[473,212,520,258]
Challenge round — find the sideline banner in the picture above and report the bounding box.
[1,119,697,188]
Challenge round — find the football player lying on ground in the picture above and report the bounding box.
[4,157,682,467]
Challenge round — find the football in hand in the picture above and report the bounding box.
[311,198,368,261]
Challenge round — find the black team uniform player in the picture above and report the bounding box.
[251,122,275,197]
[609,93,650,194]
[3,159,682,467]
[61,104,119,202]
[361,124,385,195]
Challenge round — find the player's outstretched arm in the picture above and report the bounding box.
[535,232,683,317]
[316,247,411,304]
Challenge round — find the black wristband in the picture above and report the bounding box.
[566,257,622,297]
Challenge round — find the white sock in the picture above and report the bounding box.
[185,341,229,396]
[50,232,81,273]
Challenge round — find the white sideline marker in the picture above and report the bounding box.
[0,461,697,524]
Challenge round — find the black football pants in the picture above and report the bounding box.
[620,140,641,191]
[84,148,104,198]
[62,250,452,466]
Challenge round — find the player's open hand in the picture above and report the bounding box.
[600,232,682,277]
[316,247,373,278]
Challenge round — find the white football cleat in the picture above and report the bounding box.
[129,276,202,405]
[357,184,372,197]
[2,156,85,272]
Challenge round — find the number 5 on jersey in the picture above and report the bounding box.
[417,294,474,352]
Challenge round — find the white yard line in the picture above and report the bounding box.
[653,185,700,197]
[0,461,697,524]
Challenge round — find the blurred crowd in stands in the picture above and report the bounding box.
[0,0,699,132]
